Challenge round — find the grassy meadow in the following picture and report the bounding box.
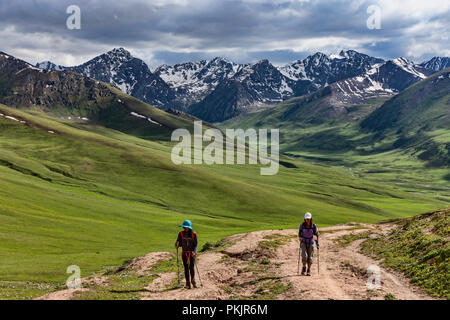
[222,97,450,203]
[0,103,448,299]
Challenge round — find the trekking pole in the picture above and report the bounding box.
[317,247,320,276]
[297,242,301,275]
[176,247,180,285]
[194,259,203,287]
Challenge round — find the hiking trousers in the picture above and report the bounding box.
[301,242,314,265]
[182,252,196,284]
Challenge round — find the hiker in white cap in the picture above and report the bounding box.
[298,212,319,276]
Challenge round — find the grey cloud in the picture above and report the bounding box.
[0,0,448,66]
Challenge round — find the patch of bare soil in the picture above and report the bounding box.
[35,288,91,300]
[34,276,108,300]
[127,252,173,275]
[36,252,171,300]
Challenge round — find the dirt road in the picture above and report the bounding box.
[38,223,434,300]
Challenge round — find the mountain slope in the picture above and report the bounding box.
[36,49,447,123]
[223,69,450,194]
[361,207,449,299]
[38,48,176,109]
[360,68,450,167]
[188,60,297,122]
[0,51,195,140]
[36,61,66,71]
[191,53,438,123]
[361,68,450,131]
[188,80,252,122]
[190,51,386,122]
[420,57,450,72]
[225,68,450,167]
[223,57,438,128]
[280,50,384,86]
[331,58,434,104]
[155,57,242,108]
[38,49,389,121]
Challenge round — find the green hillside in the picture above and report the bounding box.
[361,207,449,298]
[0,103,446,299]
[361,69,450,131]
[0,53,198,141]
[222,70,450,200]
[361,68,450,167]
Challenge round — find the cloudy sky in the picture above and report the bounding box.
[0,0,449,69]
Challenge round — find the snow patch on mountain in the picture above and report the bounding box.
[392,58,427,79]
[130,112,162,126]
[420,57,450,72]
[330,58,434,104]
[36,61,66,71]
[155,57,243,107]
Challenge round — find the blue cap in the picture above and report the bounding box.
[179,220,192,230]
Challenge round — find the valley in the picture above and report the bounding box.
[222,68,450,202]
[0,49,448,300]
[0,102,446,299]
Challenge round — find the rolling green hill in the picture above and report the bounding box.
[0,103,446,299]
[222,70,450,199]
[221,85,390,129]
[361,207,449,298]
[0,52,198,141]
[361,69,450,131]
[361,68,450,167]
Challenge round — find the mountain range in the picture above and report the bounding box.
[1,51,196,140]
[36,48,449,122]
[224,67,450,168]
[1,48,448,298]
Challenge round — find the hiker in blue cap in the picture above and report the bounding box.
[175,220,198,289]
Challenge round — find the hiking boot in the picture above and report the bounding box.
[192,280,198,288]
[301,266,306,275]
[306,268,311,276]
[185,283,191,289]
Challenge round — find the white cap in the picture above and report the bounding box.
[305,212,312,219]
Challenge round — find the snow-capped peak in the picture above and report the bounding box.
[391,57,427,79]
[0,52,10,59]
[209,57,233,64]
[328,50,357,60]
[36,61,66,71]
[107,47,132,59]
[155,57,243,103]
[93,47,133,66]
[420,56,450,72]
[329,53,345,60]
[392,57,413,65]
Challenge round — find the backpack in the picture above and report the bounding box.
[179,231,196,252]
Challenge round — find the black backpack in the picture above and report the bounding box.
[179,231,196,252]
